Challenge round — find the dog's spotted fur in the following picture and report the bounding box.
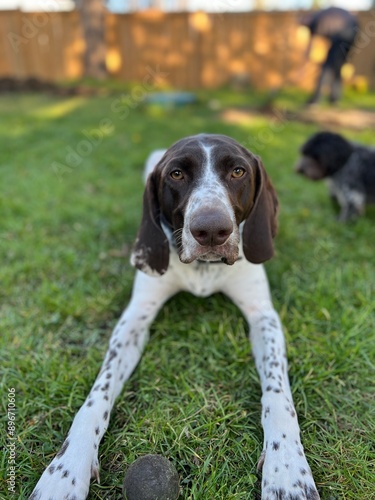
[30,134,320,500]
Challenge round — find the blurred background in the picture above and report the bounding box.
[1,0,374,93]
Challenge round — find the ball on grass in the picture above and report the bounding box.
[123,454,180,500]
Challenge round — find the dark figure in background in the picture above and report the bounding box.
[302,7,358,104]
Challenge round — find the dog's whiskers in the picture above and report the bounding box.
[172,228,183,249]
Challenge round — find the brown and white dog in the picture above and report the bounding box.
[31,134,319,500]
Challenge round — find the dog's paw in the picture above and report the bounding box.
[29,440,99,500]
[258,441,320,500]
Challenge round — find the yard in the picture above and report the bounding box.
[1,84,374,499]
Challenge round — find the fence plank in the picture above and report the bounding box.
[0,10,373,90]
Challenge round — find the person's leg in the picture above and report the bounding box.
[308,63,333,104]
[327,37,353,103]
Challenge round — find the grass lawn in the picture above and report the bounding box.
[1,84,374,499]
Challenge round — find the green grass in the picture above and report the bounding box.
[1,84,374,499]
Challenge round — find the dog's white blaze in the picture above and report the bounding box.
[180,142,239,263]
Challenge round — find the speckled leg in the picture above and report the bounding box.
[30,270,178,500]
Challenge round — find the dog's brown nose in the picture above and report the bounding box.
[190,209,233,247]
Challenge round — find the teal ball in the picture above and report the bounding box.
[123,454,180,500]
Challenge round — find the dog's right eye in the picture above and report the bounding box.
[231,167,245,178]
[170,170,184,180]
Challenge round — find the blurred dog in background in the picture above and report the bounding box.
[296,131,375,221]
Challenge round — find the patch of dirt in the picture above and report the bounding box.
[221,106,375,131]
[293,107,375,130]
[221,108,264,125]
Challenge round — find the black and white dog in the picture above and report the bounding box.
[296,131,375,221]
[31,134,320,500]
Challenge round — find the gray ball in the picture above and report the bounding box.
[123,454,180,500]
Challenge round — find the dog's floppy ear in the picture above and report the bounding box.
[242,157,278,264]
[131,170,170,276]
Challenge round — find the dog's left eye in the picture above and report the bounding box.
[231,167,245,178]
[170,170,184,180]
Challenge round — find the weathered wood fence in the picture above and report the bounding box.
[1,9,374,89]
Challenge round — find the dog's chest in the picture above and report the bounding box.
[169,252,226,297]
[186,263,225,297]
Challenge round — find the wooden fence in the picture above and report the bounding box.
[0,9,374,90]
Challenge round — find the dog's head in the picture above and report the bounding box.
[295,131,353,180]
[131,134,278,276]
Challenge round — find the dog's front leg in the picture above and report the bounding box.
[337,196,364,222]
[248,309,319,499]
[223,263,320,500]
[30,271,178,500]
